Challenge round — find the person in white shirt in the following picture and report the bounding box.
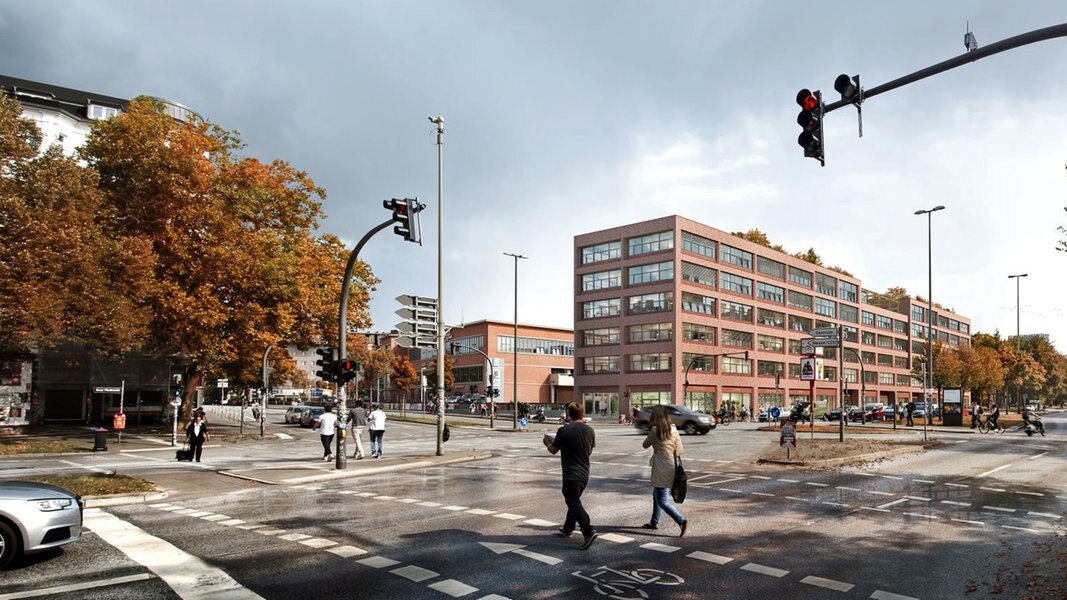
[368,403,387,459]
[318,404,338,462]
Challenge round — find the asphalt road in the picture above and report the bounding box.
[1,409,1064,599]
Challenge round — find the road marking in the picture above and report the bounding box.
[327,545,368,557]
[641,542,681,553]
[977,464,1013,478]
[493,513,527,520]
[441,505,469,511]
[274,433,293,440]
[850,472,878,477]
[860,507,890,513]
[836,486,862,492]
[600,533,634,543]
[702,476,746,485]
[905,496,931,502]
[58,459,111,474]
[428,579,480,598]
[801,575,854,592]
[979,487,1006,492]
[358,556,401,568]
[913,479,936,484]
[741,563,789,578]
[944,483,969,488]
[785,496,810,502]
[83,509,263,599]
[187,511,212,518]
[0,574,155,600]
[752,492,775,497]
[877,498,909,509]
[256,528,286,535]
[822,501,849,508]
[902,512,936,519]
[467,508,495,515]
[1016,491,1044,497]
[397,498,420,503]
[805,482,829,487]
[374,495,397,501]
[236,524,264,530]
[951,518,985,526]
[392,565,439,582]
[172,508,197,515]
[279,533,311,541]
[871,590,920,600]
[1001,525,1041,534]
[1027,512,1061,519]
[879,475,904,480]
[219,519,244,526]
[941,501,971,507]
[722,488,743,494]
[418,501,442,507]
[524,518,556,526]
[749,475,772,480]
[480,542,562,565]
[1028,452,1048,460]
[688,551,733,564]
[203,514,230,522]
[867,491,895,496]
[777,478,799,483]
[982,506,1016,513]
[300,538,338,549]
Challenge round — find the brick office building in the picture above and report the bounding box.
[573,215,971,418]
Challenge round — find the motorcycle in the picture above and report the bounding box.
[534,409,546,424]
[1024,416,1046,437]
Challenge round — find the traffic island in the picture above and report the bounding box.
[756,439,941,467]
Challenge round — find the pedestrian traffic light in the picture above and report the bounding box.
[383,198,425,244]
[339,357,357,383]
[315,347,337,382]
[795,88,824,166]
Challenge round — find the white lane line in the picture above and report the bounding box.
[0,574,155,600]
[822,501,850,508]
[978,464,1013,478]
[1028,452,1048,460]
[300,538,338,549]
[777,478,799,483]
[722,488,744,494]
[327,545,368,557]
[493,513,527,521]
[785,496,810,502]
[703,476,747,486]
[428,579,480,598]
[913,479,936,484]
[467,508,495,515]
[850,472,878,477]
[951,518,985,526]
[801,575,854,592]
[641,542,680,553]
[805,482,829,487]
[879,475,904,480]
[1028,512,1061,519]
[391,565,439,582]
[374,495,396,501]
[982,506,1016,513]
[752,492,775,497]
[871,590,920,600]
[236,524,264,530]
[877,498,909,509]
[741,563,789,578]
[941,501,971,507]
[358,556,401,568]
[203,514,230,522]
[980,487,1006,492]
[905,496,931,502]
[945,483,969,488]
[600,533,634,543]
[219,519,244,526]
[749,475,773,480]
[83,509,263,599]
[1002,525,1041,534]
[836,486,862,492]
[279,533,311,541]
[513,548,563,565]
[688,551,733,564]
[524,518,555,527]
[397,498,420,504]
[58,459,111,474]
[860,507,890,513]
[867,490,895,497]
[441,505,469,511]
[902,512,937,519]
[1016,491,1044,497]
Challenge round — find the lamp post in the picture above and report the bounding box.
[914,205,945,442]
[504,252,527,430]
[1008,273,1028,411]
[683,350,748,414]
[429,116,445,456]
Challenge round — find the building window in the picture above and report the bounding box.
[961,323,969,334]
[682,353,716,372]
[861,332,875,345]
[720,300,753,322]
[894,338,907,351]
[788,266,813,288]
[911,305,925,322]
[878,354,893,366]
[628,231,673,256]
[877,315,893,330]
[823,366,837,381]
[894,356,909,369]
[683,323,716,344]
[582,298,621,319]
[757,282,784,303]
[721,392,751,411]
[629,353,672,372]
[582,327,619,346]
[877,335,893,349]
[681,261,717,287]
[843,326,858,343]
[631,390,673,407]
[722,356,751,374]
[88,103,121,120]
[721,329,752,348]
[896,374,912,386]
[789,363,802,378]
[843,368,858,383]
[449,335,486,354]
[629,323,673,343]
[681,292,715,315]
[757,360,784,376]
[499,336,574,355]
[788,339,802,354]
[758,393,783,408]
[582,269,621,291]
[894,319,907,334]
[815,273,837,297]
[787,290,812,311]
[839,281,858,302]
[720,272,752,295]
[861,351,875,365]
[628,292,673,314]
[685,391,716,413]
[581,240,621,264]
[757,334,784,352]
[757,256,785,280]
[839,304,858,323]
[814,297,836,318]
[938,315,949,328]
[757,307,785,328]
[453,365,485,383]
[721,245,752,269]
[789,314,813,333]
[629,261,673,285]
[861,311,875,326]
[681,231,716,259]
[582,356,619,374]
[879,372,894,385]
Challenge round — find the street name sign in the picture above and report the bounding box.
[807,338,840,347]
[809,327,839,338]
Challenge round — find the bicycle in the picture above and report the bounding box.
[976,415,1001,434]
[572,567,684,599]
[718,413,733,426]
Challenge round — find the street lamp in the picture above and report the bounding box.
[430,116,445,456]
[914,205,945,442]
[504,252,527,430]
[683,350,748,412]
[1008,273,1028,411]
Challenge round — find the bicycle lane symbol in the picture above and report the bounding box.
[572,567,684,599]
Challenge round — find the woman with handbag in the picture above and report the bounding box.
[641,405,688,536]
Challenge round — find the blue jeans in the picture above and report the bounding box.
[651,487,685,527]
[369,429,384,455]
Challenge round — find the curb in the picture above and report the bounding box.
[83,490,169,508]
[757,444,931,467]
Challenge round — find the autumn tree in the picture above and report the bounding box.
[391,352,419,403]
[424,354,455,397]
[793,247,823,266]
[731,229,785,253]
[352,345,394,401]
[968,346,1006,404]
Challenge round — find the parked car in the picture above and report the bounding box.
[826,406,862,422]
[285,405,309,424]
[851,403,886,422]
[0,481,83,569]
[883,405,896,420]
[757,407,792,422]
[633,404,715,435]
[300,406,325,428]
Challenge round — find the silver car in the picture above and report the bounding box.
[0,481,83,569]
[285,405,309,424]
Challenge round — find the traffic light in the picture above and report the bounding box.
[795,89,824,166]
[492,388,500,398]
[834,74,861,104]
[315,347,337,382]
[383,198,425,244]
[339,357,357,383]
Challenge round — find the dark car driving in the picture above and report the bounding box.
[632,404,715,435]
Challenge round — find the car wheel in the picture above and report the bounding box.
[0,520,20,569]
[684,422,698,435]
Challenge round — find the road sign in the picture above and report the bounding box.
[780,422,797,447]
[311,388,323,397]
[218,379,229,388]
[809,327,839,338]
[770,407,781,420]
[93,387,121,394]
[395,335,437,349]
[804,338,840,348]
[170,398,181,407]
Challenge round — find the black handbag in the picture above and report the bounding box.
[671,454,688,504]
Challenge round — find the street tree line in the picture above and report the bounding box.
[0,95,378,420]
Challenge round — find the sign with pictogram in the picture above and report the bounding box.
[800,358,825,381]
[780,422,796,447]
[112,412,126,431]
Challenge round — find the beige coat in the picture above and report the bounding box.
[642,424,683,488]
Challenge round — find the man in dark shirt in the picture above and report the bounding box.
[544,401,597,550]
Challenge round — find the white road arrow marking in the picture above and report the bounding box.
[479,542,562,565]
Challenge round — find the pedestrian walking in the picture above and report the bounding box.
[641,405,688,536]
[543,401,597,550]
[318,404,337,461]
[906,400,915,427]
[347,400,368,459]
[970,402,981,429]
[185,412,210,463]
[368,403,386,458]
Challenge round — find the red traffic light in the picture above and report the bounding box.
[796,89,818,112]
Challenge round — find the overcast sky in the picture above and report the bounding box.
[2,1,1065,349]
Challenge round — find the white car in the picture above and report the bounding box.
[0,481,83,569]
[284,405,309,424]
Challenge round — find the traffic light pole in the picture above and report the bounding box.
[335,218,396,469]
[448,342,495,429]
